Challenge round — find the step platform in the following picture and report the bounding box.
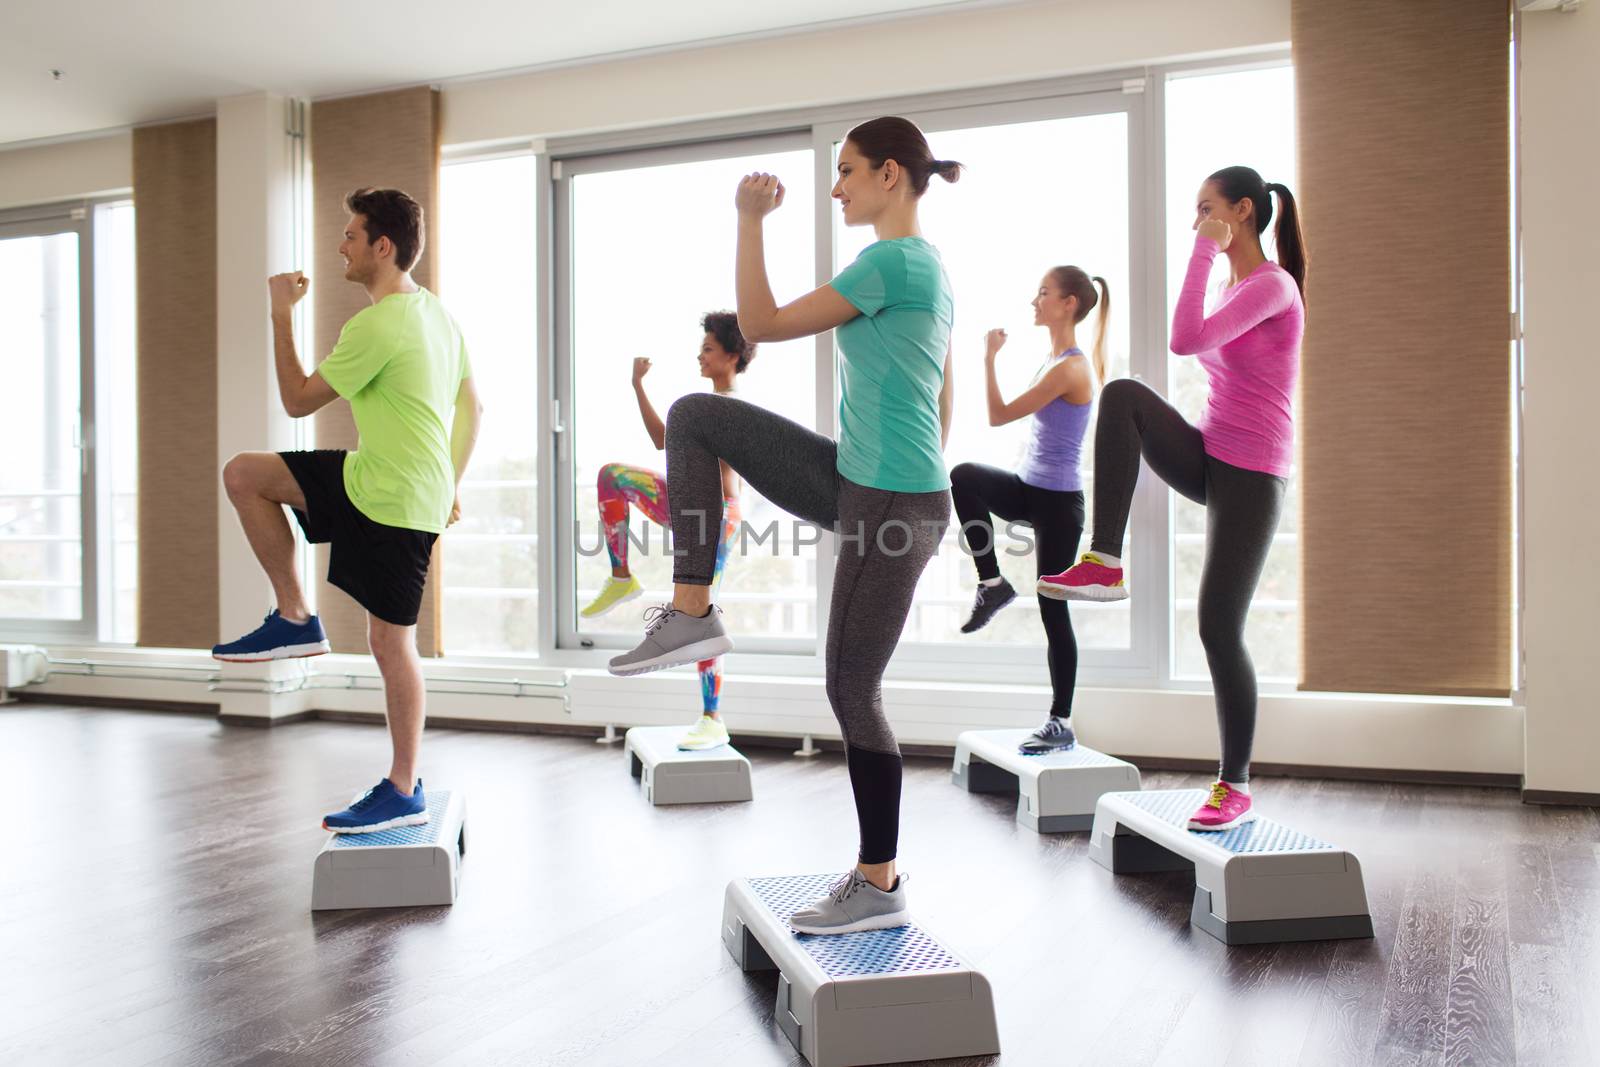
[311,790,467,910]
[1088,789,1373,945]
[721,874,1000,1067]
[625,725,753,805]
[951,729,1141,832]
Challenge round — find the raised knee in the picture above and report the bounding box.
[949,462,978,488]
[666,392,714,432]
[1099,377,1140,411]
[222,454,256,501]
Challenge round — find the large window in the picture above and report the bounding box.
[0,200,137,642]
[433,57,1297,689]
[559,138,821,650]
[1164,64,1299,681]
[0,228,82,623]
[834,105,1137,662]
[439,154,541,656]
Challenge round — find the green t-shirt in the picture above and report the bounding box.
[315,288,471,534]
[828,237,953,493]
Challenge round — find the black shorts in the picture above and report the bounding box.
[279,450,438,627]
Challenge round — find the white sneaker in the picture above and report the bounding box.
[678,714,730,751]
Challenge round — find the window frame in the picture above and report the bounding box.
[0,199,104,643]
[442,50,1302,691]
[550,131,819,661]
[811,88,1162,684]
[432,144,549,664]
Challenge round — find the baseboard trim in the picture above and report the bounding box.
[219,710,317,727]
[314,709,600,738]
[1521,788,1600,807]
[1120,754,1522,789]
[17,692,217,716]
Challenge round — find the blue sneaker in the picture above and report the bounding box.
[212,610,330,662]
[323,779,428,834]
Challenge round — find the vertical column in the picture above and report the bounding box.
[1520,5,1600,801]
[133,119,218,649]
[214,92,312,721]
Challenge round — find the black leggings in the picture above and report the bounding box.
[949,462,1084,719]
[665,393,950,864]
[1090,378,1286,782]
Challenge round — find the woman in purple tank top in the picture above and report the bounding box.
[950,266,1108,755]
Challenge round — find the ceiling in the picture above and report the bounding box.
[1,0,985,147]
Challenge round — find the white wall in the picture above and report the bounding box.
[0,132,131,209]
[1519,4,1600,798]
[442,0,1289,147]
[1,1,1289,206]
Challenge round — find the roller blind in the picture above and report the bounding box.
[133,119,219,648]
[1294,0,1512,696]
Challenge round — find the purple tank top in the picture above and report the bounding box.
[1016,349,1091,493]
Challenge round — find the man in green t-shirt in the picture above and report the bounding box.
[213,187,483,834]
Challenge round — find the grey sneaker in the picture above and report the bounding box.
[608,603,734,677]
[1018,715,1076,755]
[789,869,911,935]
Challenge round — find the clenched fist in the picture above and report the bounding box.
[735,173,785,220]
[1196,218,1233,251]
[268,272,309,315]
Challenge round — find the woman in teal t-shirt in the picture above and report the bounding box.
[608,117,960,935]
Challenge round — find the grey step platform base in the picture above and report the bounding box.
[951,729,1141,832]
[625,725,753,805]
[311,790,467,910]
[721,874,1000,1067]
[1088,789,1373,945]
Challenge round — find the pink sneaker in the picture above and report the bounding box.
[1187,781,1255,831]
[1037,552,1127,602]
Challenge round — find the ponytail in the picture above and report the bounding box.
[1208,166,1310,303]
[1047,265,1110,384]
[928,159,963,184]
[1265,182,1307,301]
[1089,276,1110,384]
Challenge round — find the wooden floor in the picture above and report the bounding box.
[1,704,1596,1067]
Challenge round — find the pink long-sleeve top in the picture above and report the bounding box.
[1170,235,1304,478]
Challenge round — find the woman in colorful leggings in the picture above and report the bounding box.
[610,117,959,935]
[950,266,1108,755]
[1042,165,1307,832]
[582,312,754,751]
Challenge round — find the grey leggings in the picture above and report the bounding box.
[1090,378,1286,783]
[666,393,950,863]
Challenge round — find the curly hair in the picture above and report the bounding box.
[702,310,756,372]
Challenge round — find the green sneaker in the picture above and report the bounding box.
[678,714,730,751]
[581,574,643,619]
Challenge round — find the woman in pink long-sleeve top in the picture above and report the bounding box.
[1038,165,1308,832]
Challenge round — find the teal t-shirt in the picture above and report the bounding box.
[315,288,471,534]
[828,237,953,493]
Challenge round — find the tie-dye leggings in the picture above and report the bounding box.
[597,462,740,713]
